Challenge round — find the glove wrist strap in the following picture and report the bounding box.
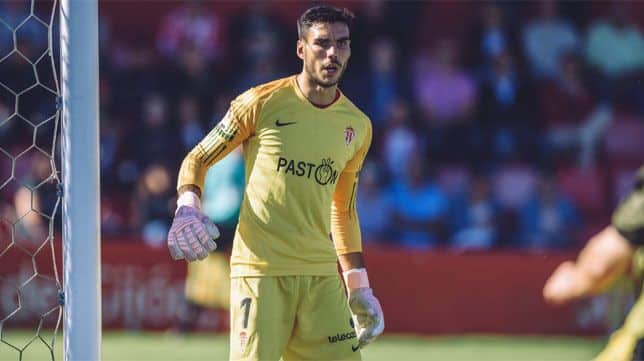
[343,268,370,290]
[177,191,201,211]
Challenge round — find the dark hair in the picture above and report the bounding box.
[297,5,355,39]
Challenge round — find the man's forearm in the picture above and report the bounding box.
[338,252,365,272]
[577,226,633,294]
[545,226,635,305]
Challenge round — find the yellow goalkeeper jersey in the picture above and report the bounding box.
[178,76,372,277]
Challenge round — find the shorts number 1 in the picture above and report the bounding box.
[241,297,252,329]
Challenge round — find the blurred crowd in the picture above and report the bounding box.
[2,0,644,251]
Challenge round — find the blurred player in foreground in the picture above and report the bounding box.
[166,5,384,360]
[544,166,644,361]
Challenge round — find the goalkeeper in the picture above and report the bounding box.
[166,5,384,361]
[544,166,644,361]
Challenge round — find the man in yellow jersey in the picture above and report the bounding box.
[166,5,384,360]
[544,166,644,361]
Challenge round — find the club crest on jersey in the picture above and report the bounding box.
[239,331,248,352]
[344,126,355,146]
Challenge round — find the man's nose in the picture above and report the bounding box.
[327,45,338,58]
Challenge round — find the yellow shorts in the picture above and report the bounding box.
[229,275,361,361]
[185,252,230,309]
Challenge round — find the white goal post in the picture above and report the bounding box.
[60,0,101,360]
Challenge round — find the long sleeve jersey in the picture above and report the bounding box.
[178,76,372,277]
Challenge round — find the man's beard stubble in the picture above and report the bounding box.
[305,61,346,89]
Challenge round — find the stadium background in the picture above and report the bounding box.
[2,0,644,359]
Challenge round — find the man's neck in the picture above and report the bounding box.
[296,72,338,107]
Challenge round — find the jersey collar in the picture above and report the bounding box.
[291,75,343,110]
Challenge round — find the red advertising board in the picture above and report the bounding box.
[0,241,613,334]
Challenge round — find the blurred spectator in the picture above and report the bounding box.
[131,164,174,247]
[0,4,14,57]
[178,94,206,153]
[413,38,478,161]
[344,38,403,125]
[450,173,500,250]
[0,1,48,57]
[209,93,234,128]
[201,146,245,248]
[30,154,57,221]
[540,53,612,167]
[101,198,126,237]
[489,164,544,248]
[414,39,477,126]
[390,156,449,249]
[109,42,158,118]
[138,93,174,165]
[380,99,422,181]
[518,173,580,249]
[100,118,121,189]
[227,2,288,93]
[478,51,540,162]
[227,1,289,86]
[492,162,538,210]
[437,165,472,197]
[350,0,388,64]
[0,102,10,143]
[466,2,518,70]
[0,38,34,97]
[235,57,286,95]
[356,162,394,244]
[172,44,217,104]
[586,4,644,78]
[522,0,580,79]
[541,53,595,128]
[13,187,47,246]
[156,0,224,61]
[0,200,12,244]
[585,3,644,113]
[117,94,173,190]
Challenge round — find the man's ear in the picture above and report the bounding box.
[296,39,304,60]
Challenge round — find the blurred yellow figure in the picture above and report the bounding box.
[544,166,644,361]
[185,252,231,310]
[593,249,644,361]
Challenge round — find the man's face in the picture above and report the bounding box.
[297,22,351,88]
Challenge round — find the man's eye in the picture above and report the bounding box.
[316,40,331,48]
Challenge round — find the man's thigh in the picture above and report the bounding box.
[283,276,361,361]
[229,276,297,361]
[594,328,637,361]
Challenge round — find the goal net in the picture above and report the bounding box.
[1,0,100,360]
[0,0,62,359]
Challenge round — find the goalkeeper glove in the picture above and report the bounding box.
[167,191,219,262]
[343,268,385,349]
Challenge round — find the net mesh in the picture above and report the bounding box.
[0,0,62,360]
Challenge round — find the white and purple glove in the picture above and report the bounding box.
[343,268,385,349]
[167,191,219,262]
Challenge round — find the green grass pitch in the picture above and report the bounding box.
[0,331,604,361]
